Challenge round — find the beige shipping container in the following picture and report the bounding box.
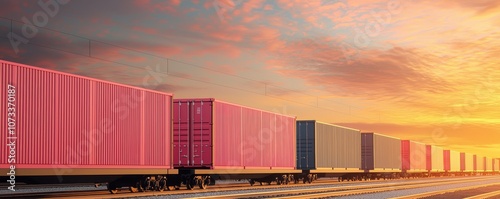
[297,121,361,170]
[450,150,461,172]
[486,157,493,171]
[460,153,474,172]
[477,156,485,172]
[495,159,500,172]
[361,133,401,171]
[426,145,444,172]
[444,150,461,172]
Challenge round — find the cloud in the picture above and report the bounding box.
[271,40,452,99]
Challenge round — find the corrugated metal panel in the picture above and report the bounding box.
[297,121,360,170]
[444,150,450,171]
[296,121,315,169]
[473,155,477,171]
[0,60,172,169]
[444,150,460,172]
[274,115,296,168]
[361,133,401,170]
[213,99,242,167]
[460,153,474,171]
[173,99,212,167]
[173,98,296,170]
[361,133,374,170]
[486,157,493,171]
[477,156,485,172]
[460,153,465,171]
[401,140,426,171]
[241,106,263,167]
[426,145,444,171]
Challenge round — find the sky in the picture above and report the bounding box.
[0,0,499,157]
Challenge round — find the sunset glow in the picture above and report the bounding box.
[1,0,499,157]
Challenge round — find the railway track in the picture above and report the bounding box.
[393,183,500,199]
[2,176,498,198]
[188,176,498,199]
[0,179,336,198]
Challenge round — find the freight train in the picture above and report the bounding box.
[1,60,499,193]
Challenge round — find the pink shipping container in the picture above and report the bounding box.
[443,150,460,172]
[426,145,444,172]
[401,140,426,171]
[460,153,474,172]
[0,60,174,177]
[173,98,296,170]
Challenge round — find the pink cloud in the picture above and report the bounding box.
[269,38,454,100]
[132,26,159,35]
[241,0,265,14]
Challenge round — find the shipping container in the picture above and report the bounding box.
[460,153,474,172]
[486,157,493,171]
[296,120,361,170]
[361,133,401,171]
[173,98,296,170]
[401,140,426,171]
[494,159,500,172]
[473,154,477,171]
[0,60,174,177]
[426,145,444,172]
[477,156,485,172]
[443,150,460,172]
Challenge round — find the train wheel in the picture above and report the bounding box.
[142,179,152,192]
[186,178,196,190]
[129,186,138,193]
[199,177,209,190]
[158,178,167,192]
[107,183,119,194]
[249,179,255,186]
[199,181,207,189]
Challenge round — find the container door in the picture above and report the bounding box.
[174,101,191,167]
[296,121,315,169]
[173,99,213,167]
[361,133,374,170]
[191,100,213,167]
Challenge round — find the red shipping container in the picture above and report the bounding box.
[0,60,173,176]
[173,98,296,170]
[401,140,426,171]
[473,154,477,171]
